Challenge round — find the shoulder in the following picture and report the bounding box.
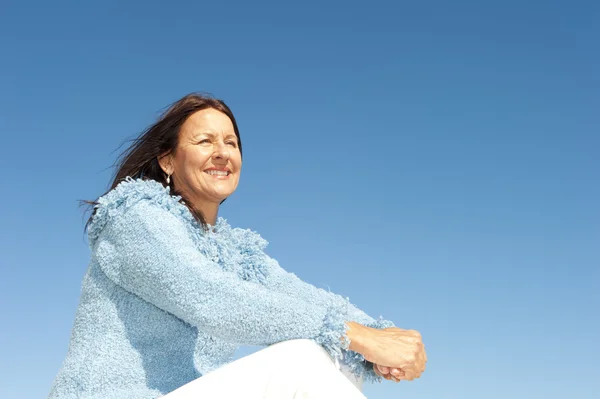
[216,224,271,283]
[88,178,197,246]
[226,224,269,253]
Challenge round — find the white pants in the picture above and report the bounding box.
[163,339,366,398]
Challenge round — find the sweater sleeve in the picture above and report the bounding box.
[262,256,395,382]
[92,200,351,359]
[264,257,393,327]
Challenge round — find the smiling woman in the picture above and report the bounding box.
[85,94,244,230]
[48,93,427,399]
[157,107,242,226]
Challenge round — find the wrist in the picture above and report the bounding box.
[345,321,377,355]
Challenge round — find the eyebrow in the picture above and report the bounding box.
[194,132,237,140]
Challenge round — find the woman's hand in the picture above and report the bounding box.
[346,323,427,382]
[373,364,404,382]
[366,327,427,381]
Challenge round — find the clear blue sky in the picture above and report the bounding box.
[1,1,598,398]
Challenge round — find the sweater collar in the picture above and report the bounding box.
[89,177,230,244]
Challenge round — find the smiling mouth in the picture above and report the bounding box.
[204,170,230,177]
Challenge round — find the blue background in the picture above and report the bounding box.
[1,1,598,398]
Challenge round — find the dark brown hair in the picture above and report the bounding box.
[84,92,242,230]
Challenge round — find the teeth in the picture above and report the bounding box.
[206,170,228,176]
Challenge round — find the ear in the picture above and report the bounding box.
[158,151,174,175]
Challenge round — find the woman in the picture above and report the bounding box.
[48,93,427,399]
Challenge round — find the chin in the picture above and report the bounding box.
[220,192,235,200]
[214,191,235,201]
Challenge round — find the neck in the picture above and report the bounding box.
[194,201,220,226]
[171,182,221,226]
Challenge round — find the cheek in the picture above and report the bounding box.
[179,149,211,171]
[232,154,243,172]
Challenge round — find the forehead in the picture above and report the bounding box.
[182,108,235,135]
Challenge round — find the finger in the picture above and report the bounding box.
[391,368,404,378]
[402,365,417,381]
[417,347,427,374]
[377,365,390,374]
[412,363,421,380]
[373,364,382,377]
[373,364,387,378]
[373,365,392,380]
[413,353,422,378]
[382,372,394,381]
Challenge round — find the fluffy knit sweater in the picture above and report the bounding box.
[48,178,393,398]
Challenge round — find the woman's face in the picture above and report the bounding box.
[164,108,242,207]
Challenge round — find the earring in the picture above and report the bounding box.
[166,174,171,185]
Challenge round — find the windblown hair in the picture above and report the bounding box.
[84,92,242,230]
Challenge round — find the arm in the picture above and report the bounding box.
[93,200,351,357]
[261,251,394,382]
[264,256,393,328]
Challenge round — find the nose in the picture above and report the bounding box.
[212,141,230,161]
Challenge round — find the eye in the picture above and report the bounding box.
[198,139,211,144]
[226,140,238,148]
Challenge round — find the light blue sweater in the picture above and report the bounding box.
[48,178,393,398]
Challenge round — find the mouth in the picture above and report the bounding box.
[204,168,231,177]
